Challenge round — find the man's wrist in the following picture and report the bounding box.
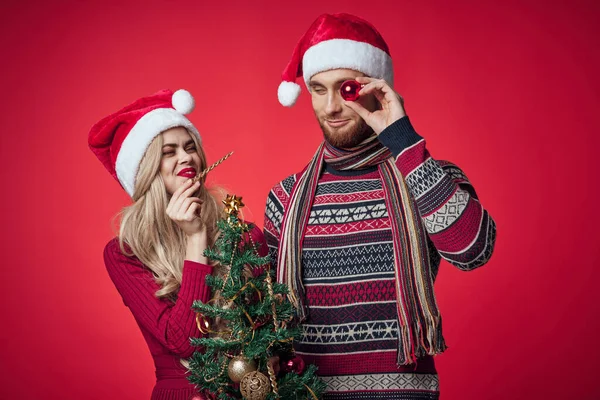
[378,116,423,156]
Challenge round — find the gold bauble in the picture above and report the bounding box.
[227,356,257,383]
[239,371,270,400]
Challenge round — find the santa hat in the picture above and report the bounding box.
[88,89,199,197]
[277,13,394,107]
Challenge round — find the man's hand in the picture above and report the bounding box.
[343,76,406,135]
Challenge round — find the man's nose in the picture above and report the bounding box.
[325,90,343,115]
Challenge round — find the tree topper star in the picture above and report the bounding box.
[223,194,245,216]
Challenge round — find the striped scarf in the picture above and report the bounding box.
[277,135,447,365]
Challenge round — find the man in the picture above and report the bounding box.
[265,13,496,399]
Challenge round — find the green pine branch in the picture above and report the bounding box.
[186,212,325,399]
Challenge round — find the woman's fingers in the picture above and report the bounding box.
[176,197,203,220]
[169,180,200,214]
[182,202,202,222]
[167,179,193,213]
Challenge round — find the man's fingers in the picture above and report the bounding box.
[372,90,386,104]
[359,79,391,96]
[354,76,377,84]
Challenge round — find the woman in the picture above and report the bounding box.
[88,89,267,400]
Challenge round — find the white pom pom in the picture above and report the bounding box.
[172,89,195,115]
[277,81,301,107]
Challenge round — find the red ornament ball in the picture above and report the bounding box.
[340,80,362,101]
[283,355,305,374]
[251,266,265,278]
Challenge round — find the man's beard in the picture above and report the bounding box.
[318,117,374,149]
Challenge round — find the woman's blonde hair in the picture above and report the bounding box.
[117,130,222,299]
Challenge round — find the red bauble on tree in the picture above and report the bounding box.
[282,355,305,374]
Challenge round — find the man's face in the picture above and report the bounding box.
[308,69,379,149]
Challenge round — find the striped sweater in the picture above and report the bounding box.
[264,117,496,399]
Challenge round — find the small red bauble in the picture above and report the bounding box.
[251,266,265,278]
[283,355,305,374]
[340,80,363,101]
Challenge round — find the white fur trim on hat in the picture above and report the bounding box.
[302,38,394,86]
[278,81,302,107]
[115,108,201,197]
[172,89,195,115]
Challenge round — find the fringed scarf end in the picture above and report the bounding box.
[287,289,308,323]
[396,324,417,366]
[423,315,448,356]
[397,317,448,366]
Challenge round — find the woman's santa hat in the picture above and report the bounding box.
[88,89,199,197]
[277,13,394,107]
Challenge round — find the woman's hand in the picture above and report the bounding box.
[166,179,209,263]
[166,179,204,236]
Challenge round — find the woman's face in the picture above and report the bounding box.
[159,127,202,196]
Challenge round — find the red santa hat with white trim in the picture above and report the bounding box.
[277,13,394,107]
[88,89,199,197]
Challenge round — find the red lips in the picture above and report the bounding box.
[177,167,197,178]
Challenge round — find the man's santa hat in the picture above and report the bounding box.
[88,89,199,197]
[277,13,394,107]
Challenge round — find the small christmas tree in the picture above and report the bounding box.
[187,194,326,400]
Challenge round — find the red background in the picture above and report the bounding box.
[1,0,599,399]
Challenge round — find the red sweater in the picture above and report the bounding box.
[103,226,268,400]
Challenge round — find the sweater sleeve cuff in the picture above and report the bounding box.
[377,116,423,156]
[179,260,213,302]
